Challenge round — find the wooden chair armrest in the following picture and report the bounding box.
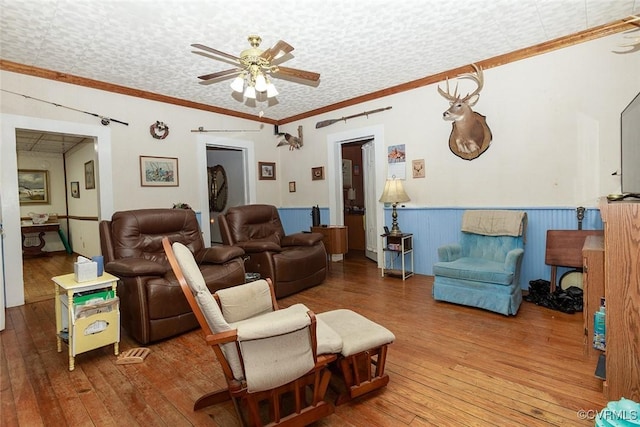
[205,329,238,346]
[316,353,338,366]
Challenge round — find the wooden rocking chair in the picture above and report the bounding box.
[162,237,336,426]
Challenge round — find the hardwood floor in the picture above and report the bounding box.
[3,251,606,426]
[23,253,75,304]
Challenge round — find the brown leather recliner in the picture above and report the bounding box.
[217,204,327,298]
[99,208,245,344]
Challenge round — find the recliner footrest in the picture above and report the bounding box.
[317,309,395,405]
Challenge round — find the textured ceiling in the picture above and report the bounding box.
[15,129,92,154]
[1,0,639,124]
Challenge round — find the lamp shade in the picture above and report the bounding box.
[244,86,256,99]
[266,82,278,97]
[254,73,267,92]
[230,76,245,93]
[379,179,410,204]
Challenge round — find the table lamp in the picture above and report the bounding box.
[379,177,410,235]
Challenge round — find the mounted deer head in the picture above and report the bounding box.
[438,64,492,160]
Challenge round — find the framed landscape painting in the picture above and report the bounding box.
[18,169,50,205]
[140,156,179,187]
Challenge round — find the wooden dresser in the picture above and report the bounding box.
[598,198,640,401]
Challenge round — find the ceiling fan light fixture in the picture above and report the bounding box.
[266,82,278,98]
[230,75,245,93]
[244,85,256,99]
[254,73,268,92]
[193,35,318,104]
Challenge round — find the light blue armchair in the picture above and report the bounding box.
[432,210,527,315]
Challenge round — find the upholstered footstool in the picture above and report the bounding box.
[317,309,395,405]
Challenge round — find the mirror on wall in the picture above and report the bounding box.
[208,165,228,212]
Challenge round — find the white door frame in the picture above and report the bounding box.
[361,141,378,261]
[0,114,112,319]
[196,135,256,246]
[327,125,385,266]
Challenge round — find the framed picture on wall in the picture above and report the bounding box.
[259,162,276,180]
[70,181,80,198]
[311,166,324,181]
[140,155,179,187]
[342,159,352,187]
[84,160,95,189]
[412,159,425,178]
[18,169,50,205]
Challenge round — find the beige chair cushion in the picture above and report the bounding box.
[317,309,395,357]
[172,242,230,332]
[232,305,315,392]
[229,303,343,355]
[316,317,344,354]
[216,279,274,323]
[171,242,244,379]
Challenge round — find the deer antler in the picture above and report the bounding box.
[437,64,484,105]
[437,78,460,102]
[620,15,640,46]
[613,16,640,53]
[619,35,640,48]
[457,64,484,106]
[626,14,640,25]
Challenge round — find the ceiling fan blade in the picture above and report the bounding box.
[198,68,242,80]
[272,52,294,66]
[261,40,294,62]
[191,43,240,62]
[192,51,240,68]
[273,66,320,82]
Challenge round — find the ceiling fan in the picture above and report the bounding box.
[191,35,320,100]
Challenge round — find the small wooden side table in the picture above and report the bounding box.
[311,226,348,265]
[52,272,120,371]
[21,221,60,258]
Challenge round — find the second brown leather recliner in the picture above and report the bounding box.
[217,204,327,298]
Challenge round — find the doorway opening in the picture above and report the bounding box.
[206,146,245,244]
[327,125,386,266]
[197,135,256,247]
[16,129,98,303]
[342,139,372,259]
[1,113,113,319]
